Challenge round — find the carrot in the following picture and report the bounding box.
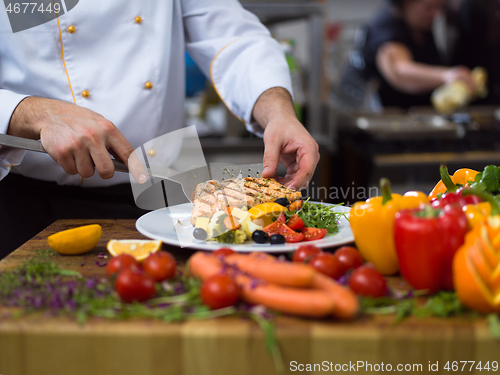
[225,253,316,288]
[188,251,359,320]
[188,252,221,280]
[311,273,359,320]
[189,252,335,318]
[224,215,240,230]
[235,275,335,318]
[289,200,303,211]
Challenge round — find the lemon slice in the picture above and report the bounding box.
[48,224,102,255]
[107,239,162,261]
[248,202,287,227]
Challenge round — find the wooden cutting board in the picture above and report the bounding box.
[0,219,498,375]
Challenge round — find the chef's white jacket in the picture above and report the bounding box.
[0,0,292,187]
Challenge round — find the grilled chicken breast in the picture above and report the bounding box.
[191,177,302,225]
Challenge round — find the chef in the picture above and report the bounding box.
[0,0,319,257]
[341,0,478,108]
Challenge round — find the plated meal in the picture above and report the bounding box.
[189,176,346,246]
[135,176,353,251]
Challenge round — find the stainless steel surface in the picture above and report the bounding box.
[334,110,484,141]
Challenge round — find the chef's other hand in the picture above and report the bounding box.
[8,97,147,183]
[252,87,320,190]
[444,66,477,95]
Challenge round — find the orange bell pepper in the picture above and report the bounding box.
[350,178,428,275]
[453,190,500,313]
[428,165,479,201]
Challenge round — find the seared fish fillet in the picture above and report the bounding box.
[191,177,302,225]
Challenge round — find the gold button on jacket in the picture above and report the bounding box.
[145,81,153,89]
[67,25,76,33]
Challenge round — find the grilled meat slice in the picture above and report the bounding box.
[190,177,302,225]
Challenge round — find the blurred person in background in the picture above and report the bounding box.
[452,0,500,104]
[341,0,477,109]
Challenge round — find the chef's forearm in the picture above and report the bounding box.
[8,96,42,140]
[251,87,297,128]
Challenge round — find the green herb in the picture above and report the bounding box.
[487,314,500,340]
[287,198,346,234]
[361,291,468,321]
[468,165,500,195]
[249,311,284,373]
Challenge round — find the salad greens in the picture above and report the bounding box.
[286,198,346,234]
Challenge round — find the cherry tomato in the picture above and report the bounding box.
[309,252,344,279]
[213,248,236,258]
[143,251,177,282]
[292,244,321,263]
[200,274,240,310]
[105,254,139,277]
[301,227,327,241]
[115,266,156,303]
[348,265,387,298]
[262,213,286,235]
[334,246,364,273]
[279,224,305,243]
[286,214,305,230]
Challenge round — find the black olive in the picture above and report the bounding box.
[274,198,289,207]
[252,230,269,244]
[193,227,208,240]
[269,234,286,245]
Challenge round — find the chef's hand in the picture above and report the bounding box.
[252,87,320,190]
[8,97,146,183]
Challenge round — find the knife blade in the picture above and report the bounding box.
[0,133,265,206]
[0,133,130,172]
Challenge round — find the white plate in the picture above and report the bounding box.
[136,202,354,253]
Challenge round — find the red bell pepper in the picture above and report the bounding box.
[394,204,469,293]
[430,165,482,208]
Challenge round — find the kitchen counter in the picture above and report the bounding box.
[0,219,499,375]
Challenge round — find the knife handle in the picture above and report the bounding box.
[112,159,129,173]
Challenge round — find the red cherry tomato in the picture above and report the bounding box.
[262,213,286,235]
[348,265,387,298]
[334,246,364,273]
[105,254,139,277]
[286,214,305,231]
[309,252,344,279]
[279,224,305,243]
[213,248,236,258]
[115,266,156,303]
[301,227,327,241]
[143,251,177,282]
[292,244,321,263]
[200,274,240,310]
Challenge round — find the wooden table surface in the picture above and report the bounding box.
[0,219,499,375]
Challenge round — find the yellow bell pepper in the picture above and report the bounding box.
[349,178,428,275]
[463,202,491,228]
[428,165,479,201]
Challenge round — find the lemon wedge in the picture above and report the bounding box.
[48,224,102,255]
[248,202,287,227]
[107,239,162,261]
